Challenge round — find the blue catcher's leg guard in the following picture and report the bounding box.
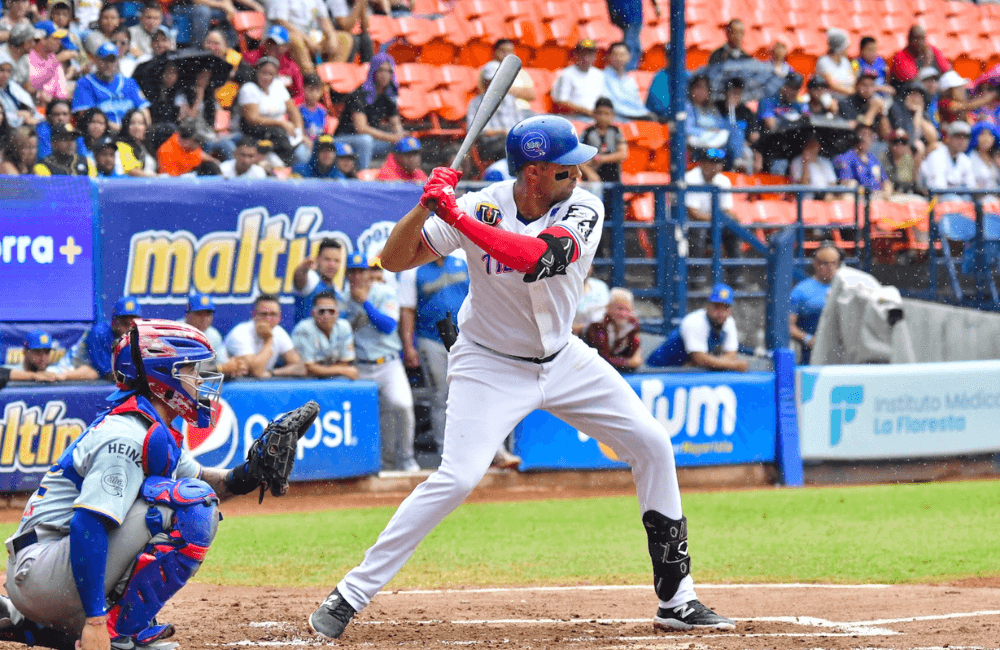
[107,477,220,641]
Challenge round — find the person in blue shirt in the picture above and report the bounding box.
[35,98,72,160]
[68,296,143,380]
[645,50,687,122]
[646,283,749,372]
[833,121,889,194]
[789,243,842,364]
[292,236,347,323]
[757,72,806,134]
[71,42,151,129]
[300,73,328,141]
[397,255,469,453]
[853,36,893,98]
[294,134,346,179]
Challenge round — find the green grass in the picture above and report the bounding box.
[8,481,997,587]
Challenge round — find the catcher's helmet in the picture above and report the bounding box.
[113,319,223,427]
[506,115,597,176]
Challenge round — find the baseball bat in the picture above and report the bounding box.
[449,53,522,170]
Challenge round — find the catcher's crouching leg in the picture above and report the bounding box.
[642,511,690,602]
[107,477,220,643]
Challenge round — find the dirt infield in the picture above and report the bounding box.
[108,581,1000,649]
[1,477,997,649]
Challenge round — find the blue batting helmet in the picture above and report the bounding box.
[505,115,597,176]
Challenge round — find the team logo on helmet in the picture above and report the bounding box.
[475,202,503,226]
[521,131,550,159]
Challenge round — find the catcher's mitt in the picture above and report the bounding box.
[226,400,319,502]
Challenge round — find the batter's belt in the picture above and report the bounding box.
[473,342,565,364]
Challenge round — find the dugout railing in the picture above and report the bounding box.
[589,182,868,352]
[918,188,1000,311]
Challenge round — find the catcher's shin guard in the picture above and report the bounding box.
[108,478,220,638]
[642,511,690,602]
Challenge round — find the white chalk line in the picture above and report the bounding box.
[383,583,892,595]
[217,590,1000,648]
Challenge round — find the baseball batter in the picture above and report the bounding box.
[0,319,311,650]
[308,115,734,638]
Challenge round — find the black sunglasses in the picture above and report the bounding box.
[315,308,338,315]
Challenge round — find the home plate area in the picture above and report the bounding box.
[97,582,997,650]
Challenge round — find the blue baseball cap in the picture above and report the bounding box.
[60,35,78,51]
[96,42,119,59]
[265,24,288,45]
[187,292,215,312]
[708,282,734,305]
[334,142,355,157]
[395,136,421,153]
[25,329,54,350]
[346,252,370,270]
[35,20,68,39]
[112,296,142,318]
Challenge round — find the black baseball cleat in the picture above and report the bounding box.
[309,588,357,639]
[653,599,735,631]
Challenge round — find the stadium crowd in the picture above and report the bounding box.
[0,0,998,196]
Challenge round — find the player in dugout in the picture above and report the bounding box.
[645,282,750,372]
[308,115,734,640]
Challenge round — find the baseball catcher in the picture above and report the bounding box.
[0,319,316,650]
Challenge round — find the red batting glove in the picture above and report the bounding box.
[428,166,461,188]
[418,167,462,211]
[427,185,466,226]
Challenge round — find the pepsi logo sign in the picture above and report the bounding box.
[521,131,549,159]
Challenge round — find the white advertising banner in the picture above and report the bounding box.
[797,361,1000,460]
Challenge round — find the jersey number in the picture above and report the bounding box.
[482,254,514,275]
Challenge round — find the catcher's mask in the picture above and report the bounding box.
[113,319,224,427]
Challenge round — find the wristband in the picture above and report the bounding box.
[224,463,259,495]
[86,617,108,626]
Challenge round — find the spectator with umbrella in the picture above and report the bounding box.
[805,75,838,118]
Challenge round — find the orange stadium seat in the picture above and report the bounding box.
[232,11,265,53]
[366,15,401,50]
[316,62,365,94]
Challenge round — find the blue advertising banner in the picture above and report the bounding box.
[0,177,95,322]
[513,372,777,470]
[0,379,380,492]
[0,382,96,492]
[181,379,381,480]
[96,179,422,334]
[1,323,91,370]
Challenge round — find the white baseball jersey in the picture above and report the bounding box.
[420,181,604,359]
[12,413,200,536]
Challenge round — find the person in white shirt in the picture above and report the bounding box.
[183,292,250,377]
[267,0,347,73]
[684,147,739,282]
[646,282,748,371]
[551,39,604,119]
[815,28,856,97]
[224,294,306,378]
[920,120,975,199]
[237,56,306,166]
[220,136,268,178]
[602,41,654,121]
[790,135,839,199]
[481,39,535,112]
